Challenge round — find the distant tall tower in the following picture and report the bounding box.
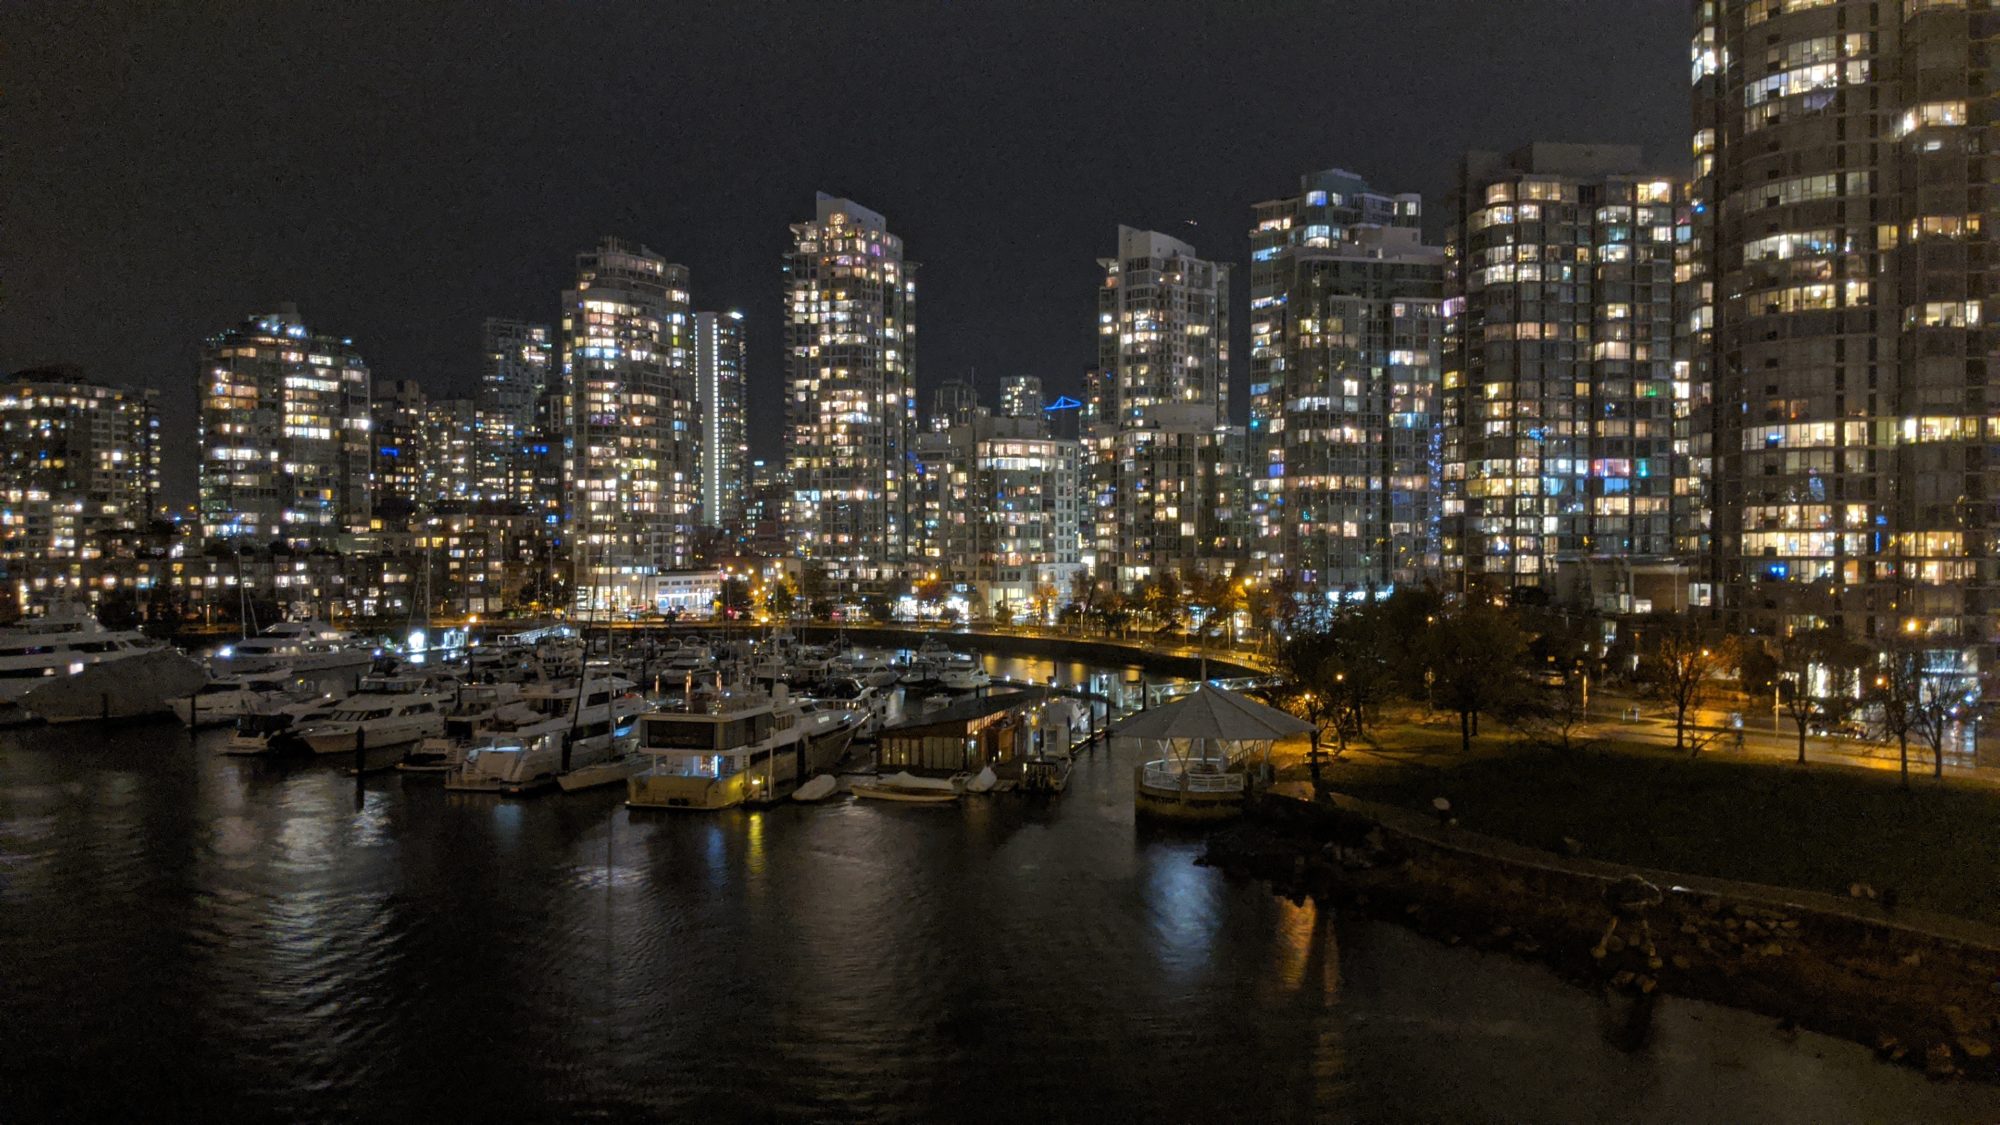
[198,305,372,545]
[476,318,552,505]
[1092,225,1234,584]
[1248,168,1441,592]
[784,193,918,584]
[371,377,429,527]
[559,237,695,610]
[999,374,1045,419]
[694,310,748,532]
[1444,144,1685,593]
[1695,0,1999,675]
[927,377,979,432]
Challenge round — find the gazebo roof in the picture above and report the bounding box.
[1112,684,1314,742]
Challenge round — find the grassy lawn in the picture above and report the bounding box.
[1297,733,2000,927]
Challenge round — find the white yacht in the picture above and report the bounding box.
[222,693,347,755]
[400,682,529,772]
[210,618,371,677]
[442,677,652,794]
[938,652,990,692]
[664,645,715,675]
[290,676,446,754]
[0,608,166,703]
[173,674,324,728]
[840,649,896,675]
[627,684,864,810]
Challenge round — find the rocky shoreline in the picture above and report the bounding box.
[1200,794,2000,1083]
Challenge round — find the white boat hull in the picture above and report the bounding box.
[556,753,649,792]
[300,716,442,755]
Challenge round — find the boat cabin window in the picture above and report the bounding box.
[398,704,433,716]
[683,752,741,779]
[646,719,720,750]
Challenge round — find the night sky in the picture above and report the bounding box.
[7,1,1687,503]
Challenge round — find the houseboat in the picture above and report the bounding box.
[626,684,862,810]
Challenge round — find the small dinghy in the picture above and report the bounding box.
[792,773,841,803]
[851,770,960,804]
[963,766,998,794]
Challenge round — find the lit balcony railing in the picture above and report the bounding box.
[1140,761,1244,793]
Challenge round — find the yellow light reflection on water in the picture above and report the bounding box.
[1272,895,1340,1001]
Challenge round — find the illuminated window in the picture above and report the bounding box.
[1894,101,1966,138]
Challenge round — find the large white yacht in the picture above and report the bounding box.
[210,619,372,677]
[290,675,447,754]
[172,674,325,728]
[0,608,166,703]
[627,684,863,810]
[400,682,529,772]
[442,676,652,794]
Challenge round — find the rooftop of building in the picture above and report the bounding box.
[1463,142,1659,184]
[883,687,1050,734]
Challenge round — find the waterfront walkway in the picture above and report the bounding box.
[1269,780,2000,952]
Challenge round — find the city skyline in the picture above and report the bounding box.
[6,2,1687,501]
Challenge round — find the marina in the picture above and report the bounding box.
[0,645,1988,1122]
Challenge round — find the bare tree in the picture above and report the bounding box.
[1869,638,1924,790]
[1910,677,1954,780]
[1642,623,1732,755]
[1776,628,1866,765]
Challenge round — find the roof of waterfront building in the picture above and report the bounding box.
[1112,684,1314,742]
[884,688,1050,733]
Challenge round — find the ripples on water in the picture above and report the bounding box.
[1,652,1993,1122]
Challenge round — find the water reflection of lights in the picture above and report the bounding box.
[347,790,392,848]
[745,811,767,888]
[1272,896,1338,1000]
[571,864,647,891]
[1144,849,1220,979]
[702,823,728,888]
[489,801,524,848]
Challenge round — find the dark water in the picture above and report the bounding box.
[2,653,1993,1123]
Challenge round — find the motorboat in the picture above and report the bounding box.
[840,649,895,675]
[939,665,991,692]
[664,645,715,675]
[443,676,652,793]
[796,697,868,751]
[898,658,942,689]
[209,619,371,677]
[401,682,528,772]
[446,728,633,795]
[290,676,447,754]
[791,645,837,678]
[221,693,346,755]
[554,752,651,792]
[173,674,323,728]
[627,684,863,810]
[850,771,961,804]
[0,607,169,703]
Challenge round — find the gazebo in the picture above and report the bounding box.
[1115,685,1314,820]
